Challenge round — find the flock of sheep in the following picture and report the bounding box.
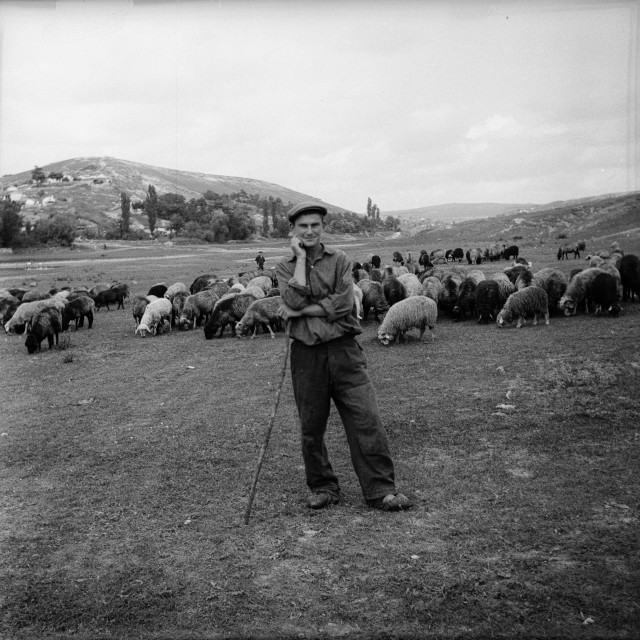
[1,241,639,354]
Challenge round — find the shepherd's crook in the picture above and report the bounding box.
[243,322,291,525]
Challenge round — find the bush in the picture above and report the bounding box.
[556,233,567,239]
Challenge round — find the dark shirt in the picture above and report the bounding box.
[276,244,361,346]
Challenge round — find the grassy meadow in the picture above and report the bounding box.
[1,236,639,639]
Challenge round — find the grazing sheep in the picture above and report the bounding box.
[503,264,532,286]
[497,286,549,328]
[147,283,168,298]
[466,248,483,265]
[369,268,383,283]
[377,296,438,345]
[452,277,478,321]
[21,290,49,303]
[475,280,501,324]
[62,296,95,331]
[430,249,446,262]
[421,276,443,304]
[569,267,583,283]
[357,279,388,322]
[204,293,259,339]
[246,275,273,295]
[5,297,66,334]
[383,276,406,308]
[557,242,581,259]
[25,307,62,354]
[163,282,189,301]
[588,273,622,316]
[467,270,486,285]
[93,283,129,311]
[515,271,533,290]
[532,268,568,314]
[418,250,432,270]
[66,289,92,303]
[488,273,516,306]
[135,298,172,337]
[190,274,219,294]
[171,291,189,327]
[619,254,640,302]
[438,272,463,316]
[0,292,21,325]
[451,247,464,262]
[179,289,221,330]
[132,295,150,328]
[236,296,283,338]
[559,267,608,315]
[502,245,519,261]
[352,268,369,283]
[397,273,423,298]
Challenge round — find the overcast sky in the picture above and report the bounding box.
[0,0,637,212]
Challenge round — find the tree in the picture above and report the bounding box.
[0,199,23,247]
[261,200,270,236]
[367,197,372,218]
[34,212,77,246]
[145,184,158,236]
[120,192,131,237]
[31,166,46,184]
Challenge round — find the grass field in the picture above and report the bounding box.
[1,238,639,639]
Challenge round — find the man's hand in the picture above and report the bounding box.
[278,303,302,321]
[290,234,306,259]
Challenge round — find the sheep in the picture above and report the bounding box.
[370,255,381,269]
[397,273,423,298]
[135,298,172,337]
[93,283,129,311]
[190,274,219,294]
[66,288,92,303]
[515,271,534,290]
[587,273,622,317]
[557,242,581,259]
[502,245,519,261]
[246,275,273,295]
[559,267,608,315]
[6,288,27,301]
[466,248,483,265]
[607,250,624,270]
[229,283,246,293]
[163,282,189,301]
[0,292,21,325]
[235,296,283,339]
[204,293,260,339]
[497,286,549,328]
[392,251,404,265]
[132,295,150,327]
[62,296,95,331]
[357,279,388,322]
[352,268,369,283]
[438,272,463,316]
[421,276,442,304]
[418,250,432,270]
[451,247,464,262]
[619,254,640,302]
[147,283,168,298]
[467,270,486,285]
[5,297,66,334]
[179,289,221,330]
[171,291,189,327]
[369,268,383,283]
[503,264,532,286]
[586,255,605,268]
[430,249,446,262]
[21,290,49,303]
[383,276,406,308]
[532,268,568,315]
[377,296,438,345]
[489,273,516,308]
[452,277,478,321]
[24,307,62,354]
[475,280,501,324]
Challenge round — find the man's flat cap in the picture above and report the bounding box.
[287,201,328,223]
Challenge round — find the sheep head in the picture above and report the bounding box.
[135,323,151,337]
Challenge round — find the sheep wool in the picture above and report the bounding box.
[532,268,568,314]
[25,307,62,354]
[497,286,549,328]
[163,282,189,301]
[559,267,608,315]
[236,296,283,339]
[377,296,438,345]
[5,297,66,334]
[397,273,423,298]
[357,279,387,322]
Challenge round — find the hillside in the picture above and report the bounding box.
[409,191,640,247]
[387,201,534,222]
[0,156,350,234]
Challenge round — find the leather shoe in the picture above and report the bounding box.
[306,491,340,509]
[367,493,413,511]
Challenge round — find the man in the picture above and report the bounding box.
[255,250,266,270]
[276,201,412,512]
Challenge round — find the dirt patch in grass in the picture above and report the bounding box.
[1,241,639,639]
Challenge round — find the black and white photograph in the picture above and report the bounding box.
[1,1,638,638]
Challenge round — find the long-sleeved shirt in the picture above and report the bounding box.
[275,244,361,345]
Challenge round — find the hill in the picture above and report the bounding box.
[387,202,535,223]
[408,191,640,247]
[0,156,350,235]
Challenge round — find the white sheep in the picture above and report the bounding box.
[559,267,608,315]
[377,296,438,345]
[246,276,272,295]
[497,286,549,328]
[4,297,67,334]
[397,273,423,298]
[236,296,283,339]
[163,282,189,301]
[421,276,442,303]
[135,298,172,337]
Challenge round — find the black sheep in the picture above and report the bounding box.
[619,254,640,302]
[190,274,217,295]
[383,276,405,308]
[62,296,95,331]
[147,283,168,298]
[452,277,478,321]
[370,255,381,269]
[452,247,464,262]
[204,294,257,339]
[588,273,622,316]
[475,280,501,324]
[93,283,129,311]
[503,245,519,260]
[25,308,62,354]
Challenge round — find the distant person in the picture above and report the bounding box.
[276,201,413,512]
[255,250,265,271]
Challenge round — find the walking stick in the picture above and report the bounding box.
[243,321,291,525]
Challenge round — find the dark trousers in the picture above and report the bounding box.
[290,336,396,501]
